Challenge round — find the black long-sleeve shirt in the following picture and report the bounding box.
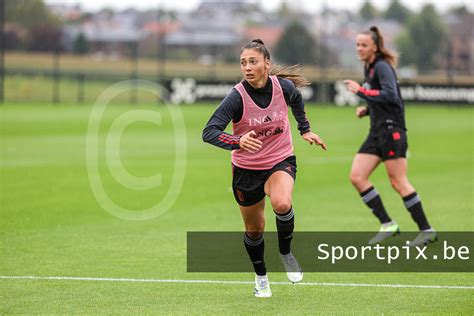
[202,77,311,150]
[357,56,406,131]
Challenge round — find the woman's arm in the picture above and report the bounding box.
[280,78,326,150]
[202,89,242,150]
[356,62,399,104]
[279,78,311,135]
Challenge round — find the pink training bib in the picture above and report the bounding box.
[232,76,294,170]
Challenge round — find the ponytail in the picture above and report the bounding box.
[269,64,310,87]
[365,26,398,67]
[241,39,311,88]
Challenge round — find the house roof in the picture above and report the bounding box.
[165,31,240,46]
[164,13,241,46]
[142,21,181,35]
[65,21,148,43]
[244,26,284,48]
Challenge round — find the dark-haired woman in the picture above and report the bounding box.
[344,26,436,247]
[203,39,326,298]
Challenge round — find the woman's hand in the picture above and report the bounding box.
[239,130,262,153]
[343,80,361,94]
[302,132,327,150]
[356,106,368,118]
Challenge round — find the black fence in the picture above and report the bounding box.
[2,69,474,105]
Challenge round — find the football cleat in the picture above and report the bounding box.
[254,274,272,298]
[409,229,437,247]
[368,221,400,245]
[280,252,303,283]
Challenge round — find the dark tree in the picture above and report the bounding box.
[274,21,317,65]
[395,4,447,72]
[359,0,378,20]
[384,0,411,23]
[73,33,89,55]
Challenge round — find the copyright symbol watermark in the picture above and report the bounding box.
[86,80,186,220]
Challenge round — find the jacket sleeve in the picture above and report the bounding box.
[202,89,242,150]
[280,78,311,135]
[356,62,400,105]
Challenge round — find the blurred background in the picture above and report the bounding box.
[1,0,473,104]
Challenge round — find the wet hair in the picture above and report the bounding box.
[240,39,310,87]
[360,26,398,67]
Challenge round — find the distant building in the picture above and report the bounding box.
[138,21,182,57]
[63,19,148,57]
[143,21,181,37]
[243,26,284,50]
[196,0,249,13]
[327,19,402,70]
[47,3,83,21]
[164,11,242,61]
[440,14,474,75]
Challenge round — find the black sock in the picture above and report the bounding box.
[360,186,392,224]
[243,233,266,276]
[403,192,430,230]
[275,207,294,255]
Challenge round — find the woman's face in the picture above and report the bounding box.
[356,34,377,63]
[240,48,270,88]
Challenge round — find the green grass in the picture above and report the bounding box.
[7,51,474,84]
[1,103,473,314]
[5,75,166,104]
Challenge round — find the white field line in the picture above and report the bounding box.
[1,275,473,289]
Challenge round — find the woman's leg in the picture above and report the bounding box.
[350,154,393,224]
[264,171,303,283]
[239,199,266,276]
[384,158,414,196]
[240,198,266,238]
[350,153,381,192]
[384,158,431,231]
[240,198,272,297]
[264,171,294,255]
[264,171,293,212]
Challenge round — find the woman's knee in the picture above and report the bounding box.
[245,227,264,240]
[389,176,414,196]
[389,176,405,193]
[350,170,366,187]
[271,198,292,214]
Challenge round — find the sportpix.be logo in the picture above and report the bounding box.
[317,240,470,264]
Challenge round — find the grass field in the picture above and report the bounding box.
[1,102,473,314]
[6,52,474,83]
[4,52,361,82]
[5,75,166,104]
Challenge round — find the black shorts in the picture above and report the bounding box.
[358,128,408,161]
[232,156,297,207]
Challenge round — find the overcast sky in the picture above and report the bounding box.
[44,0,473,14]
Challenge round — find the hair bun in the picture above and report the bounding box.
[251,38,265,46]
[369,26,379,33]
